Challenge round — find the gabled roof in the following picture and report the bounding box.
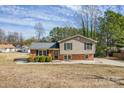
[0,44,15,48]
[58,34,97,43]
[30,42,59,49]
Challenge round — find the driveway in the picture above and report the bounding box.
[94,58,124,67]
[16,58,124,67]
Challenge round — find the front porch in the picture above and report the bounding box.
[31,49,60,60]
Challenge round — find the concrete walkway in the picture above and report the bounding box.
[16,58,124,67]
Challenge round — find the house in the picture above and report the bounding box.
[15,44,22,52]
[21,46,30,53]
[30,35,97,60]
[0,44,16,53]
[30,42,59,59]
[119,48,124,58]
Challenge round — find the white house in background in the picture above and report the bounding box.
[21,46,30,53]
[0,44,16,53]
[15,44,22,52]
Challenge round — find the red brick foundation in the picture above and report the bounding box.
[59,54,94,60]
[30,50,36,59]
[72,54,83,60]
[88,54,94,60]
[59,54,64,60]
[30,50,94,60]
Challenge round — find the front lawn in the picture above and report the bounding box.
[0,53,124,87]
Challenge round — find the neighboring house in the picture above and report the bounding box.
[15,44,22,52]
[30,35,97,60]
[15,45,30,53]
[119,48,124,58]
[21,46,30,53]
[0,44,16,53]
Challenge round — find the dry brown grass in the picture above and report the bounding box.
[0,53,124,88]
[0,52,28,65]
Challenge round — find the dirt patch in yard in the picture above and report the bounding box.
[0,53,124,87]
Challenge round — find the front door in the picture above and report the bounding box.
[53,50,59,60]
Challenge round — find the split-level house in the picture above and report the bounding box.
[30,35,97,60]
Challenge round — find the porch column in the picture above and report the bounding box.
[48,50,52,57]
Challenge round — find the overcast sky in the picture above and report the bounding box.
[0,5,123,39]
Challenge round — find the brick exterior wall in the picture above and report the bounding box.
[87,54,94,60]
[120,51,124,58]
[30,50,36,59]
[113,50,124,58]
[72,54,83,60]
[31,49,94,60]
[59,54,94,60]
[59,54,64,60]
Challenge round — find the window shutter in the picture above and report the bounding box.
[71,43,72,50]
[64,43,66,50]
[84,42,86,50]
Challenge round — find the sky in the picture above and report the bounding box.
[0,5,124,39]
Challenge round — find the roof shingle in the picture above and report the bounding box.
[0,44,15,48]
[30,42,59,49]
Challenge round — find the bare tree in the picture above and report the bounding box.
[34,22,45,41]
[79,5,101,39]
[7,32,20,45]
[19,32,24,46]
[0,29,6,44]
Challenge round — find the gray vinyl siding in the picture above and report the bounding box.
[59,37,96,55]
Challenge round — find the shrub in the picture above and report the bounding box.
[95,45,107,57]
[84,54,88,59]
[29,56,52,62]
[45,56,52,62]
[113,53,119,57]
[27,55,34,62]
[39,56,46,62]
[34,56,39,62]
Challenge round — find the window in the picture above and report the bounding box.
[43,50,47,56]
[64,55,72,60]
[39,50,43,55]
[84,43,92,50]
[64,43,72,50]
[64,55,68,60]
[39,50,47,56]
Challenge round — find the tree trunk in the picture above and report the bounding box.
[93,15,97,40]
[90,17,93,38]
[86,13,89,37]
[82,18,85,36]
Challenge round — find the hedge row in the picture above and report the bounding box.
[28,55,52,62]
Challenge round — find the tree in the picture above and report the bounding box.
[19,32,24,46]
[79,5,101,39]
[23,37,36,46]
[98,10,124,56]
[34,22,45,41]
[7,32,19,45]
[49,27,79,42]
[0,29,6,44]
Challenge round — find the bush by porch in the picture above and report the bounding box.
[28,55,52,62]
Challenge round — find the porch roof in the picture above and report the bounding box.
[30,42,59,49]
